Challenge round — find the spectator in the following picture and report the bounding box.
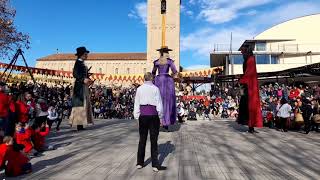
[277,98,292,132]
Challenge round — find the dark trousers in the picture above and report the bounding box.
[137,115,160,167]
[280,117,288,131]
[178,115,183,123]
[56,118,62,130]
[48,118,63,130]
[304,120,311,134]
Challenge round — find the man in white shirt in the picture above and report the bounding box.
[134,72,165,172]
[277,98,292,132]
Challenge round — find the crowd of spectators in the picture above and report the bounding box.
[0,80,319,177]
[176,83,320,133]
[0,81,139,177]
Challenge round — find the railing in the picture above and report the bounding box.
[213,43,320,53]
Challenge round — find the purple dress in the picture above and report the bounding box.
[152,58,177,126]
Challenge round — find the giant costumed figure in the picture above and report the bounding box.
[152,0,178,131]
[237,45,263,133]
[69,47,94,131]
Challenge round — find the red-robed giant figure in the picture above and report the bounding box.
[237,45,263,133]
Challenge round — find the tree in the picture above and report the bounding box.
[0,0,29,58]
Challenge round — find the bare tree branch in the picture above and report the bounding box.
[0,0,30,58]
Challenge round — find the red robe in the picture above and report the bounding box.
[239,56,263,128]
[15,129,33,153]
[4,145,30,177]
[34,127,49,151]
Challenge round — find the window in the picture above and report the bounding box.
[115,68,118,74]
[271,56,279,64]
[256,42,266,51]
[99,68,102,74]
[231,55,244,64]
[143,68,147,74]
[255,54,270,64]
[127,68,130,74]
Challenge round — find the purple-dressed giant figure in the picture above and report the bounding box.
[152,46,178,131]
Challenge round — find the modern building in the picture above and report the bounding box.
[211,14,320,75]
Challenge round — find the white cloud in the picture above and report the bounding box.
[253,1,320,30]
[196,0,273,24]
[181,27,255,57]
[182,0,320,60]
[184,65,210,70]
[181,4,194,17]
[128,2,147,25]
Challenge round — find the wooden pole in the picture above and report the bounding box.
[162,14,166,47]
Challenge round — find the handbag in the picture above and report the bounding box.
[295,109,304,123]
[312,114,320,124]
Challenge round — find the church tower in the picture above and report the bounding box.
[147,0,181,71]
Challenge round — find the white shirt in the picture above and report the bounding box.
[277,103,292,118]
[134,81,163,120]
[178,107,185,116]
[48,108,58,121]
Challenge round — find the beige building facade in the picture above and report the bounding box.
[36,53,148,75]
[147,0,181,69]
[211,14,320,75]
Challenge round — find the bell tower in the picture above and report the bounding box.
[147,0,181,71]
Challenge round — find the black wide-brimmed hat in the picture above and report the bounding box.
[75,46,90,56]
[157,46,172,52]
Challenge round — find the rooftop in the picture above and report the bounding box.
[38,53,147,61]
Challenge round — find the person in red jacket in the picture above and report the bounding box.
[0,82,10,137]
[34,122,50,152]
[16,94,29,124]
[0,136,14,169]
[3,136,32,177]
[289,86,301,100]
[237,45,263,133]
[14,123,33,155]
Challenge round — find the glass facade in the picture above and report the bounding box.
[256,54,270,64]
[256,42,266,51]
[231,55,244,64]
[271,56,278,64]
[230,54,279,64]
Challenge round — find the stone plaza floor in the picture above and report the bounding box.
[5,119,320,180]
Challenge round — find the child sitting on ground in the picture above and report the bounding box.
[0,136,13,169]
[14,123,34,156]
[34,122,53,152]
[0,136,32,177]
[3,136,32,176]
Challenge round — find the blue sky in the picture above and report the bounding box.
[8,0,320,69]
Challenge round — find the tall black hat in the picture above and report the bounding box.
[75,46,90,56]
